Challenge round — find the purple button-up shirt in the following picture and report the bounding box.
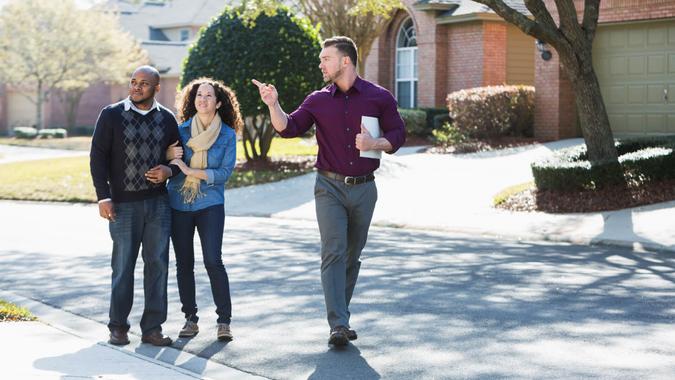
[279,76,406,176]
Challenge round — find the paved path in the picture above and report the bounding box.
[0,144,87,164]
[1,201,674,379]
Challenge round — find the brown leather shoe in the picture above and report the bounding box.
[328,326,349,346]
[109,328,130,345]
[347,328,357,341]
[141,330,172,346]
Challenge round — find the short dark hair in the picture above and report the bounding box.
[322,36,358,68]
[175,77,243,133]
[133,65,161,85]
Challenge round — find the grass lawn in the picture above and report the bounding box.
[0,136,317,203]
[0,136,93,151]
[0,136,318,160]
[0,300,36,322]
[0,155,315,203]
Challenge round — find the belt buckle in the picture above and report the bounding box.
[344,176,355,185]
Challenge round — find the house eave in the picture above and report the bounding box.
[436,12,504,25]
[413,3,457,12]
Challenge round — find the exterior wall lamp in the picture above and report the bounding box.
[536,39,553,61]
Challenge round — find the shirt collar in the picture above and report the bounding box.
[123,97,160,114]
[329,76,364,97]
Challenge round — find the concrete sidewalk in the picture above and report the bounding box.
[226,138,675,253]
[0,292,263,380]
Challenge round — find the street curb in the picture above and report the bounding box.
[0,291,267,380]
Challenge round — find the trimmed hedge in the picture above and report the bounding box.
[38,128,67,139]
[13,127,38,139]
[398,108,426,137]
[532,136,675,191]
[446,85,534,138]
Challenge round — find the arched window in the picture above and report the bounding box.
[395,18,418,108]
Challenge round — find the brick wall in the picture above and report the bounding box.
[482,22,507,86]
[447,22,484,93]
[0,85,6,135]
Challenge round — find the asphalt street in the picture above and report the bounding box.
[1,201,674,379]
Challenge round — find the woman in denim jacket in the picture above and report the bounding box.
[167,77,242,341]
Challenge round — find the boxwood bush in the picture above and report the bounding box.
[446,85,534,139]
[532,136,675,191]
[38,128,68,139]
[398,108,426,137]
[13,127,38,139]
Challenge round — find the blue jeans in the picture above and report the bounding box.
[108,195,171,335]
[171,204,231,324]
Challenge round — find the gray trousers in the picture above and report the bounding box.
[314,173,377,329]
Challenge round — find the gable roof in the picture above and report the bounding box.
[414,0,530,19]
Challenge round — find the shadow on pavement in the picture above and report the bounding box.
[2,217,675,378]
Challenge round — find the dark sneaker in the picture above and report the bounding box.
[108,328,130,345]
[347,328,357,341]
[217,323,233,341]
[141,330,172,346]
[328,326,349,346]
[179,321,199,338]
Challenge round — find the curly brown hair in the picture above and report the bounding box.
[175,77,243,133]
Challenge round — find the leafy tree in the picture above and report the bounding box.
[473,1,619,174]
[181,5,322,161]
[241,0,404,75]
[0,0,146,130]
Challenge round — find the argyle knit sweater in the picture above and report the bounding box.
[90,101,179,203]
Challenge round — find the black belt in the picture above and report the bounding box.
[318,170,375,185]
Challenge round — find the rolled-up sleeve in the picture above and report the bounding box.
[279,93,316,138]
[206,129,236,186]
[380,91,407,154]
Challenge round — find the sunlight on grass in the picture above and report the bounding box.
[0,155,313,203]
[0,300,36,322]
[0,136,318,158]
[0,137,93,151]
[493,182,534,206]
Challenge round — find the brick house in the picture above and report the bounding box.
[1,0,673,140]
[363,0,675,140]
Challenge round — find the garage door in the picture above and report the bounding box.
[593,20,675,135]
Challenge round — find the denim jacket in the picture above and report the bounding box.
[167,118,237,212]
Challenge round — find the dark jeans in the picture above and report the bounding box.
[171,204,231,324]
[314,173,377,329]
[108,195,171,335]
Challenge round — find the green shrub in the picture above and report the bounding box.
[620,147,675,183]
[38,128,68,139]
[398,108,426,137]
[432,122,469,147]
[181,5,322,161]
[13,127,38,139]
[532,137,675,191]
[418,107,450,136]
[446,85,534,139]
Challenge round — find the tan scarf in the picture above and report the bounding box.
[180,113,222,203]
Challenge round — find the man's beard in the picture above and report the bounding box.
[325,67,344,83]
[131,91,155,106]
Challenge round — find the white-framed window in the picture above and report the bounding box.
[395,18,418,109]
[180,29,190,41]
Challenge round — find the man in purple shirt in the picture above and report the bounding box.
[253,36,405,347]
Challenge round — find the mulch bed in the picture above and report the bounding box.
[427,136,540,154]
[497,179,675,213]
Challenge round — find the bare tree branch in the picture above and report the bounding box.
[472,0,557,43]
[581,0,600,43]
